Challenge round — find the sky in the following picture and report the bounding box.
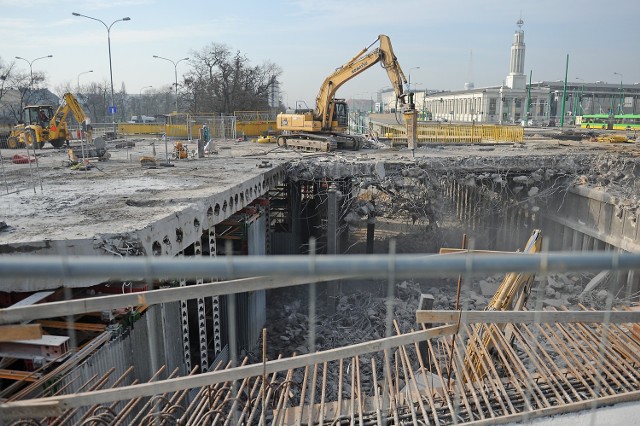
[2,0,639,110]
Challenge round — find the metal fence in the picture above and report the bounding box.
[372,122,525,144]
[1,251,640,424]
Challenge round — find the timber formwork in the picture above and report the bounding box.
[2,305,640,425]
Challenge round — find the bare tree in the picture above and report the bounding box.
[81,82,110,123]
[185,43,282,114]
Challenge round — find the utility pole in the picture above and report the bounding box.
[524,70,532,126]
[560,54,569,127]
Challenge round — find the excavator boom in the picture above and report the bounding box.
[277,34,416,152]
[314,34,409,130]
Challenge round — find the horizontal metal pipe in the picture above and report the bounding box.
[0,251,637,281]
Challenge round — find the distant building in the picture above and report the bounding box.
[379,18,640,126]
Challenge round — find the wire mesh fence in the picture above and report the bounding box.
[1,250,640,424]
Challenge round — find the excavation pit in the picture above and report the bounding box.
[2,135,640,424]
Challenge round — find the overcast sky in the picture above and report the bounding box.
[2,0,639,109]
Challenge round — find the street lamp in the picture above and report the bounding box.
[613,72,623,114]
[139,86,152,120]
[575,77,585,116]
[77,69,93,91]
[15,55,53,92]
[140,85,152,97]
[407,66,420,93]
[73,12,130,126]
[153,55,189,113]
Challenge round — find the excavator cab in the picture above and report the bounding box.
[332,100,349,128]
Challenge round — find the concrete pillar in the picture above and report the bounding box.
[572,229,582,251]
[562,227,573,251]
[327,184,337,255]
[456,181,462,221]
[488,196,498,250]
[326,184,339,312]
[593,238,604,251]
[366,214,375,254]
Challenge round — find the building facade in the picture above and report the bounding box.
[379,18,640,126]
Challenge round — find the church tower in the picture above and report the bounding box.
[505,18,526,90]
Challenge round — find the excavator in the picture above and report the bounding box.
[6,92,92,150]
[276,34,417,152]
[462,229,543,382]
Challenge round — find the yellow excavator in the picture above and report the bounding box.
[276,34,416,151]
[462,229,543,382]
[6,92,92,149]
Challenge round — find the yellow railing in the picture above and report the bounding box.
[115,112,277,138]
[117,123,165,135]
[115,124,203,138]
[380,123,524,145]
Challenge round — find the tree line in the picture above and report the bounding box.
[0,42,283,125]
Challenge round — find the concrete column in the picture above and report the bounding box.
[572,229,582,251]
[455,181,460,220]
[626,270,640,301]
[593,238,604,251]
[326,184,339,311]
[488,194,498,250]
[327,184,337,255]
[366,214,375,254]
[178,250,191,372]
[464,186,470,226]
[562,226,573,251]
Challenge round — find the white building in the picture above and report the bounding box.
[381,18,551,125]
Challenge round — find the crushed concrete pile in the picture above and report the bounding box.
[262,280,426,402]
[259,271,618,404]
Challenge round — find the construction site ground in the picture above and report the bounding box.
[2,129,640,424]
[1,129,638,249]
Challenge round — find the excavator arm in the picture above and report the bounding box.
[314,34,410,130]
[50,93,92,143]
[53,93,90,128]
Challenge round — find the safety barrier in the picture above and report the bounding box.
[379,122,524,145]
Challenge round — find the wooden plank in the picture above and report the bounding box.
[37,320,106,332]
[0,325,457,419]
[416,310,640,324]
[0,369,41,382]
[0,324,42,342]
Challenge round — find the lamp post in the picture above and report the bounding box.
[613,72,623,114]
[15,55,53,93]
[153,55,189,113]
[77,69,93,91]
[407,66,420,93]
[279,91,289,110]
[139,86,152,120]
[73,12,130,127]
[575,77,584,116]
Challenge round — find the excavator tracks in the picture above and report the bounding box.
[277,133,363,152]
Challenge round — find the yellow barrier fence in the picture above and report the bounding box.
[116,124,211,138]
[380,123,524,145]
[117,117,276,138]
